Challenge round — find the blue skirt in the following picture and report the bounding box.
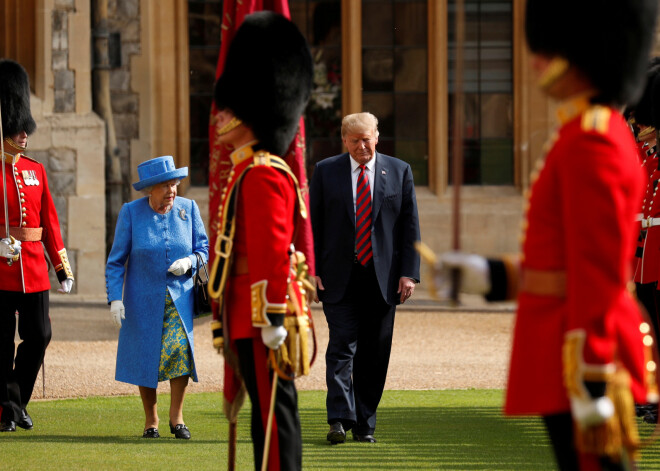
[158,290,196,382]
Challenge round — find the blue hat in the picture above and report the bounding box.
[132,156,188,191]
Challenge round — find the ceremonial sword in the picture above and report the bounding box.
[0,99,15,266]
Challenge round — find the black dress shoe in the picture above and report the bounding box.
[17,409,33,430]
[353,433,377,443]
[327,422,346,444]
[142,427,160,438]
[0,420,16,432]
[169,422,191,440]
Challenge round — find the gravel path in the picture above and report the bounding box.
[28,300,515,400]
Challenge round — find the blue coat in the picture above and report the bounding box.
[105,196,209,388]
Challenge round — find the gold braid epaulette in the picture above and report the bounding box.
[252,151,307,220]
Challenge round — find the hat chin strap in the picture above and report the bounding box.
[217,117,243,136]
[538,57,570,91]
[4,136,27,151]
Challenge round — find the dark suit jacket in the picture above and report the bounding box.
[309,152,421,305]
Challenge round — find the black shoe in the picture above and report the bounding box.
[353,433,377,443]
[0,420,16,432]
[327,422,346,444]
[643,411,658,424]
[142,427,160,438]
[17,409,33,430]
[169,422,191,440]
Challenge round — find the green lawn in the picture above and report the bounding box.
[0,390,658,470]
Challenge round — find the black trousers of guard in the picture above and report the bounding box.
[323,260,396,435]
[635,281,660,344]
[0,290,50,423]
[543,413,628,471]
[236,338,302,471]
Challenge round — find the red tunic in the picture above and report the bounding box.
[224,146,297,340]
[0,153,72,292]
[505,98,648,416]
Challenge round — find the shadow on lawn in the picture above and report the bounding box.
[299,405,555,470]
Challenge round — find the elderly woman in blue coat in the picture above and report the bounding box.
[105,156,209,440]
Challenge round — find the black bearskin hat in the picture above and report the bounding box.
[625,57,660,127]
[0,59,36,137]
[525,0,658,107]
[652,74,660,132]
[214,11,313,157]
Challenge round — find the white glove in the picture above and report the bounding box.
[58,278,73,294]
[0,237,21,259]
[261,325,287,350]
[168,257,192,276]
[570,395,615,428]
[436,251,491,296]
[110,300,125,328]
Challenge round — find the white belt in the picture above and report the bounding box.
[636,213,643,221]
[642,217,660,228]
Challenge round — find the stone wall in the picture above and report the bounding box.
[107,0,141,204]
[27,0,106,298]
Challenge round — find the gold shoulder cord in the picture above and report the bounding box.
[207,164,252,302]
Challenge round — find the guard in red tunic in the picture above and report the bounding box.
[629,60,660,325]
[207,12,313,471]
[428,1,659,470]
[0,60,74,433]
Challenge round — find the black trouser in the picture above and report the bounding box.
[0,290,50,422]
[543,413,628,471]
[635,282,660,345]
[236,338,302,471]
[323,261,395,435]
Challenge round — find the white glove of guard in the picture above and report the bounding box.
[168,257,192,276]
[436,251,491,297]
[261,325,287,350]
[58,278,73,294]
[110,300,125,328]
[0,237,21,259]
[570,395,615,428]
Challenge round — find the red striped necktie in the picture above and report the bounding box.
[355,164,373,266]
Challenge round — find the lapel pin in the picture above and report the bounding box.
[179,208,188,221]
[381,170,386,175]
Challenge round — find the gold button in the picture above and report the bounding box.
[20,192,24,197]
[21,221,26,226]
[18,184,23,189]
[20,199,25,203]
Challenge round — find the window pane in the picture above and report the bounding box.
[363,49,394,92]
[393,1,427,47]
[448,0,513,185]
[290,0,343,177]
[363,2,393,47]
[188,0,222,186]
[395,48,427,92]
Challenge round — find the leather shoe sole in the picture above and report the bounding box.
[1,420,16,432]
[353,433,377,443]
[327,423,346,444]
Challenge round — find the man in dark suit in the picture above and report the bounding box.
[309,112,420,444]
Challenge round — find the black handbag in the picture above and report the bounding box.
[193,252,212,318]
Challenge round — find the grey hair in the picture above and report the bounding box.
[140,179,181,196]
[341,112,379,138]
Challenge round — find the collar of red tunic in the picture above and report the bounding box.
[2,152,20,165]
[230,140,259,166]
[556,92,598,125]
